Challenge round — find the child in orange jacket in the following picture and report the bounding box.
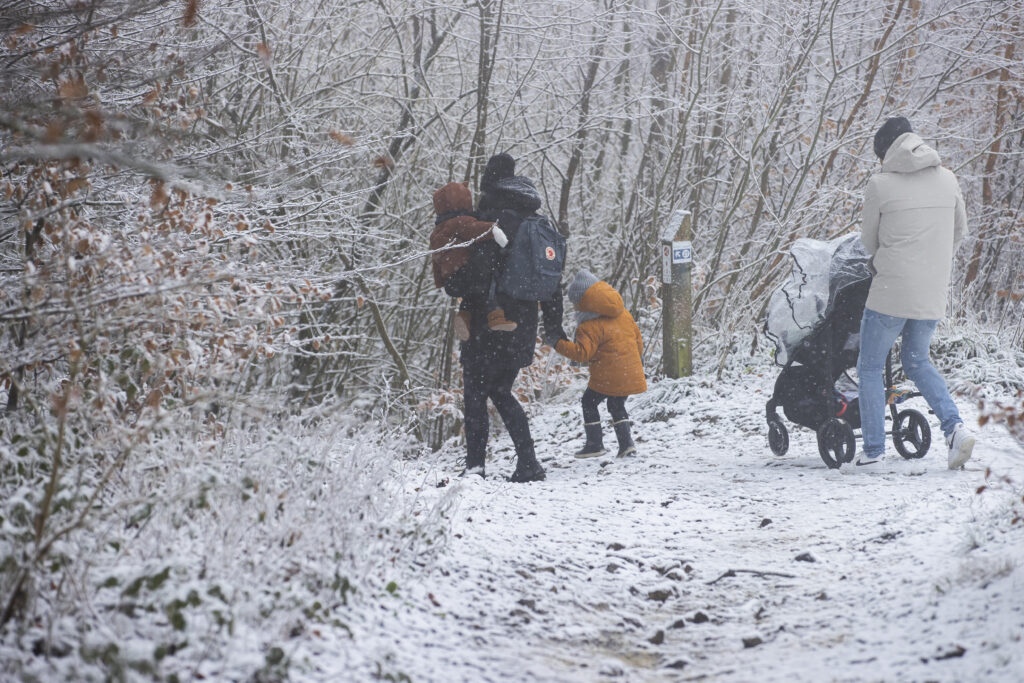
[546,269,646,457]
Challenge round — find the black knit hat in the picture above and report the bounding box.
[481,153,515,192]
[873,116,913,160]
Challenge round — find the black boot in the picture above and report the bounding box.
[612,419,636,457]
[460,464,485,479]
[574,422,606,459]
[460,453,485,479]
[509,442,546,483]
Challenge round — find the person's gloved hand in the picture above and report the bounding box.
[492,223,508,248]
[542,325,568,349]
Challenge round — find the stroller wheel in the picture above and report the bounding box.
[892,409,931,459]
[816,418,855,469]
[768,418,789,456]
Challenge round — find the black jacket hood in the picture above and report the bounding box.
[478,175,542,215]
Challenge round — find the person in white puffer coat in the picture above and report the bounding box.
[855,116,976,470]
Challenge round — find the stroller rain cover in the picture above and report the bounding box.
[765,233,871,366]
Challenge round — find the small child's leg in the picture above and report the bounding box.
[443,268,476,341]
[607,396,628,423]
[484,279,517,332]
[485,279,499,312]
[452,302,471,342]
[460,242,515,333]
[608,396,636,457]
[582,388,604,424]
[575,389,607,458]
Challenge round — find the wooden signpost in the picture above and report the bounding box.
[661,209,693,378]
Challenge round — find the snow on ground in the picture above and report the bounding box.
[347,370,1024,682]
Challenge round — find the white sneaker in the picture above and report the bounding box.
[854,454,881,467]
[946,423,976,470]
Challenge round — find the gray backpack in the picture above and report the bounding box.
[497,215,566,302]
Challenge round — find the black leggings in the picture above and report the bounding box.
[463,361,533,467]
[581,388,629,424]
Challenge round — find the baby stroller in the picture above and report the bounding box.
[763,234,932,469]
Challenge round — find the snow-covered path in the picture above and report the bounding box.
[358,377,1024,682]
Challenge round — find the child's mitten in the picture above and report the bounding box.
[492,224,508,248]
[542,324,568,348]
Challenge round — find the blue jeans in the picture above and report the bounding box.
[856,309,961,458]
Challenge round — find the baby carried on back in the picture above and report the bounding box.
[429,181,516,341]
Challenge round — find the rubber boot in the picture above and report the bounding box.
[612,419,636,457]
[460,448,486,479]
[487,308,518,333]
[453,310,471,341]
[460,463,485,479]
[509,442,546,483]
[574,422,607,459]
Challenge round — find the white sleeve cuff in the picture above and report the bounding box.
[492,224,508,248]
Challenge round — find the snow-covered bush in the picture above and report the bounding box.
[1,406,454,680]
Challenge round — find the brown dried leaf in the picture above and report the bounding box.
[373,154,394,170]
[44,121,63,143]
[84,109,103,141]
[329,130,355,145]
[67,178,90,194]
[50,393,66,417]
[145,388,163,408]
[256,42,272,65]
[16,23,35,36]
[58,74,88,100]
[149,182,169,210]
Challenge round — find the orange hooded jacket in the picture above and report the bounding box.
[555,281,647,397]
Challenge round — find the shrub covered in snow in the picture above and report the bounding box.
[1,406,454,680]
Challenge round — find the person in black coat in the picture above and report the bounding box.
[459,153,566,483]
